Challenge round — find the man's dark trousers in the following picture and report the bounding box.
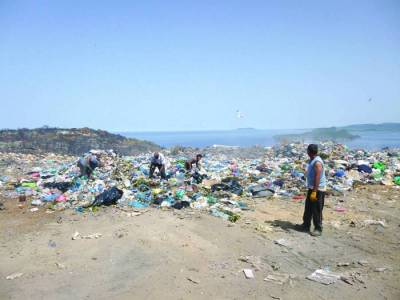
[149,163,166,179]
[303,189,325,231]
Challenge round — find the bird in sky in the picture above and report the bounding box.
[236,110,244,119]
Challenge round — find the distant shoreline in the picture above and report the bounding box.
[116,122,400,135]
[120,127,400,151]
[0,124,398,156]
[274,127,360,143]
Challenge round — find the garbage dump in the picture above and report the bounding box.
[0,142,399,222]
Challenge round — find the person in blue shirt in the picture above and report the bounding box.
[296,144,326,236]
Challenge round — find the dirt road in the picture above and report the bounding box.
[1,186,399,299]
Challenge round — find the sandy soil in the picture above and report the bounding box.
[1,186,399,300]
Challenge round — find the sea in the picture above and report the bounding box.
[120,129,400,150]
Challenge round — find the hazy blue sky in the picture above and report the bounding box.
[1,0,399,131]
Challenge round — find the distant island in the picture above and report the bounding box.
[342,122,400,132]
[274,123,400,143]
[274,127,360,142]
[0,127,161,156]
[236,127,256,131]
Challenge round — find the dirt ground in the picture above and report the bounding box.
[1,185,399,300]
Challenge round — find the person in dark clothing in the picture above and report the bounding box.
[149,152,167,179]
[185,154,203,171]
[295,144,326,236]
[77,154,100,178]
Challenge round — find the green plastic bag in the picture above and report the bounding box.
[280,163,291,172]
[394,176,400,186]
[207,195,217,205]
[175,190,185,200]
[21,182,37,189]
[372,162,386,172]
[225,210,241,223]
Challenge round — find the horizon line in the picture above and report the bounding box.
[1,121,399,133]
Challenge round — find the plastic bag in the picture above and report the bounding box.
[92,187,123,206]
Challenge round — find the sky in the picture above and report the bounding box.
[0,0,399,132]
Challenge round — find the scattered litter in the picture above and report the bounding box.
[307,269,341,285]
[274,239,291,248]
[55,262,66,269]
[186,277,200,284]
[48,240,57,248]
[264,273,290,285]
[82,233,102,239]
[31,199,42,206]
[330,221,341,229]
[337,262,350,267]
[72,231,80,240]
[124,211,146,217]
[340,275,354,285]
[0,143,397,224]
[363,219,386,227]
[243,269,255,279]
[374,267,387,272]
[0,144,396,241]
[335,207,346,213]
[239,256,263,271]
[255,223,274,233]
[345,271,365,284]
[270,263,280,271]
[72,231,102,240]
[358,260,369,266]
[30,207,39,212]
[6,272,24,280]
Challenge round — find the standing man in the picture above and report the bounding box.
[185,154,203,171]
[296,144,326,236]
[149,152,167,179]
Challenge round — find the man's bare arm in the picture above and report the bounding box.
[314,162,322,191]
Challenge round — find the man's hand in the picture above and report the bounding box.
[310,191,318,202]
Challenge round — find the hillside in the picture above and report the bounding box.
[0,127,161,156]
[343,122,400,132]
[274,127,360,142]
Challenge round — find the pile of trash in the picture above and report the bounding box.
[0,142,399,221]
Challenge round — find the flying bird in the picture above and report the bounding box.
[236,110,244,119]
